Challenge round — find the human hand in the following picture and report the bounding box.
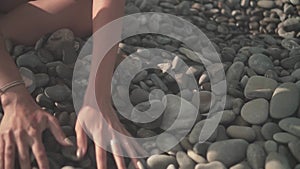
[0,85,73,169]
[75,105,146,169]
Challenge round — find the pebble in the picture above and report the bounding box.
[146,155,177,169]
[226,126,256,142]
[189,120,218,144]
[156,132,180,152]
[45,28,75,57]
[230,161,252,169]
[244,76,278,100]
[273,132,299,144]
[220,110,236,125]
[186,150,206,164]
[264,140,278,153]
[270,83,300,119]
[241,98,269,125]
[279,117,300,137]
[161,94,198,131]
[288,140,300,162]
[247,143,266,169]
[248,54,274,75]
[291,69,300,80]
[226,61,245,83]
[261,122,282,140]
[45,84,72,102]
[176,151,195,169]
[193,142,211,157]
[17,51,45,71]
[265,152,291,169]
[130,88,150,105]
[207,139,249,167]
[195,161,226,169]
[257,0,276,9]
[192,91,215,114]
[19,67,36,93]
[35,73,49,87]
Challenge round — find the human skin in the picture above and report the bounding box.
[0,0,141,169]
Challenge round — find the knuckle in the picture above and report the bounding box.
[14,130,25,138]
[28,129,39,137]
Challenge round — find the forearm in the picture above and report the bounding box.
[0,34,29,106]
[85,0,125,110]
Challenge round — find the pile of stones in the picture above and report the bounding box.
[0,0,300,169]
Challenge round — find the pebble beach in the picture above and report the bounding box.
[1,0,300,169]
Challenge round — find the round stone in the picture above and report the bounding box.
[230,161,252,169]
[279,117,300,137]
[226,61,245,83]
[195,161,226,169]
[226,126,256,142]
[291,69,300,80]
[130,88,150,105]
[288,140,300,162]
[161,94,198,131]
[257,0,275,9]
[45,84,72,102]
[248,54,274,75]
[264,140,278,154]
[261,122,282,140]
[19,67,36,93]
[244,76,278,100]
[270,83,300,119]
[207,139,249,167]
[265,152,291,169]
[146,155,177,169]
[16,51,44,71]
[189,120,218,144]
[176,151,195,169]
[156,132,180,152]
[241,98,269,125]
[247,143,266,169]
[273,132,299,144]
[220,110,236,125]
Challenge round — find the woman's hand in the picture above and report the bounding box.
[0,85,73,169]
[75,105,146,169]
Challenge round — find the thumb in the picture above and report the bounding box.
[75,120,88,159]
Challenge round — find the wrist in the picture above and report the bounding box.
[1,84,33,108]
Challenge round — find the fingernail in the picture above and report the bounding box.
[64,138,74,146]
[76,149,83,159]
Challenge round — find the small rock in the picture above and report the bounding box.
[270,83,300,119]
[226,126,256,142]
[176,151,195,169]
[226,61,245,83]
[130,88,150,105]
[248,54,274,75]
[186,150,207,163]
[241,98,269,125]
[264,140,278,153]
[19,67,36,93]
[273,132,299,144]
[147,155,177,169]
[247,143,266,169]
[45,84,71,102]
[261,122,282,140]
[257,0,276,9]
[195,161,226,169]
[220,110,236,125]
[244,76,278,100]
[265,152,291,169]
[279,117,300,137]
[207,139,249,167]
[156,132,180,152]
[230,161,252,169]
[291,69,300,80]
[288,140,300,162]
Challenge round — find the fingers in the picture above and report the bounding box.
[75,122,88,159]
[47,115,73,147]
[0,136,4,169]
[96,146,107,169]
[15,131,30,169]
[122,141,139,169]
[4,131,15,169]
[31,137,49,169]
[110,140,126,169]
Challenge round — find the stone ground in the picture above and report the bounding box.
[1,0,300,169]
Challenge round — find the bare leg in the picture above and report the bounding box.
[0,0,92,45]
